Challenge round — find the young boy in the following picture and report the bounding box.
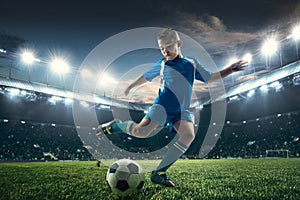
[96,28,247,187]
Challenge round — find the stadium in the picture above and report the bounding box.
[1,1,300,199]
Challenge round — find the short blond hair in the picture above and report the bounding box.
[157,28,180,43]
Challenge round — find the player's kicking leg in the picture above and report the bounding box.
[95,119,122,135]
[96,118,159,138]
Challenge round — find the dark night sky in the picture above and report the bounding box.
[1,0,299,64]
[1,0,299,102]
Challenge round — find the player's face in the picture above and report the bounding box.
[158,39,181,60]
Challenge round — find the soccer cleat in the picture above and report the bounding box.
[150,171,175,187]
[96,119,121,136]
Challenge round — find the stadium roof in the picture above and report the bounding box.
[191,60,300,107]
[0,76,150,111]
[1,60,299,111]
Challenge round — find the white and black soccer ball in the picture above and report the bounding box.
[106,159,145,196]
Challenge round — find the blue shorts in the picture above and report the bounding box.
[144,104,193,131]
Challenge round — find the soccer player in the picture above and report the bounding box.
[96,28,247,187]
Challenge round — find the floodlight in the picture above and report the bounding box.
[269,81,282,91]
[20,90,27,96]
[7,88,20,96]
[261,38,278,56]
[292,73,300,85]
[229,95,239,101]
[48,98,56,105]
[21,51,35,64]
[247,89,255,97]
[242,53,252,63]
[292,24,300,41]
[259,84,268,92]
[99,104,110,110]
[64,98,74,104]
[50,58,70,74]
[50,96,63,102]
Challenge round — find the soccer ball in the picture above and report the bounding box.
[106,159,145,196]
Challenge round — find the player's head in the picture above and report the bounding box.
[157,28,182,60]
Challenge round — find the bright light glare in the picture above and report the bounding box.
[50,96,63,102]
[261,38,278,56]
[20,90,27,96]
[7,88,20,96]
[243,53,252,63]
[292,24,300,41]
[229,95,239,101]
[64,98,74,104]
[247,89,255,97]
[102,73,117,84]
[21,51,35,64]
[98,73,117,88]
[50,59,70,74]
[259,84,269,92]
[269,81,280,88]
[81,68,92,78]
[80,101,89,108]
[228,57,239,65]
[269,81,282,91]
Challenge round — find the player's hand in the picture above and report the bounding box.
[229,60,248,73]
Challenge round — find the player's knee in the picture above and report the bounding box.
[132,126,148,138]
[132,126,140,137]
[180,131,195,146]
[187,132,195,143]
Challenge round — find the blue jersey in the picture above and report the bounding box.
[144,56,212,114]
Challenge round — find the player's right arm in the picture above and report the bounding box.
[124,75,148,96]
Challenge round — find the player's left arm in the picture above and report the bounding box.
[208,60,248,83]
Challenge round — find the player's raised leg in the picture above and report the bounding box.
[96,118,159,138]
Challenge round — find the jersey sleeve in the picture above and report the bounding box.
[143,59,162,82]
[194,57,212,83]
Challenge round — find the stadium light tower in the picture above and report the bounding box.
[247,89,255,97]
[261,37,279,69]
[242,53,253,74]
[21,51,35,65]
[291,24,300,58]
[50,58,70,74]
[242,53,252,63]
[261,37,278,57]
[292,24,300,41]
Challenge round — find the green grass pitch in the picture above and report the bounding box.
[0,159,299,200]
